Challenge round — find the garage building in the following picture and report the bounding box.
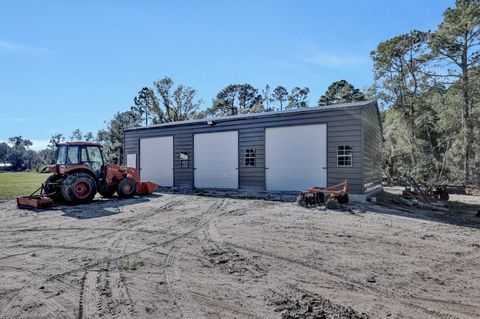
[123,100,382,201]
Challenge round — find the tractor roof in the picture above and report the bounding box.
[56,141,102,147]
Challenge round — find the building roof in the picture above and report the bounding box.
[56,141,102,147]
[125,100,377,132]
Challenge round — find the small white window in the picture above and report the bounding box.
[244,148,256,167]
[337,145,352,167]
[180,152,189,168]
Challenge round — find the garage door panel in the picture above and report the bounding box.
[140,136,173,187]
[194,131,238,189]
[266,124,326,191]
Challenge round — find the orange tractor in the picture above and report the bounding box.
[17,142,157,208]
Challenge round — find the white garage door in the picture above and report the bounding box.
[266,124,327,191]
[194,131,238,189]
[140,136,173,187]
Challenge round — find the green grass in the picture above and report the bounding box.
[0,172,50,200]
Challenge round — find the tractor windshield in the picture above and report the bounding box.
[80,146,104,177]
[56,146,67,164]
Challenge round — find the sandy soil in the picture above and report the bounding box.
[0,191,479,319]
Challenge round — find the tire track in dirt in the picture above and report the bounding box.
[0,280,72,319]
[79,270,135,319]
[163,199,225,319]
[225,238,463,319]
[116,199,185,227]
[0,226,160,234]
[205,209,469,319]
[190,290,265,319]
[0,199,184,319]
[17,198,218,318]
[201,215,287,319]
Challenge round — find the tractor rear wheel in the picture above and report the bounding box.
[61,172,97,204]
[43,174,63,202]
[117,177,137,198]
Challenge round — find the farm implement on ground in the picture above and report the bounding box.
[297,180,349,208]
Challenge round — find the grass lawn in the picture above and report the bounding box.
[0,172,50,200]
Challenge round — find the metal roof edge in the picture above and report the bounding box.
[124,100,376,132]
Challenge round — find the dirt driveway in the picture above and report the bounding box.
[0,193,479,319]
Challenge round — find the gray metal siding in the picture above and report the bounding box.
[124,105,370,194]
[362,103,383,192]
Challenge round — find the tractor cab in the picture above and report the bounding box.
[54,142,105,179]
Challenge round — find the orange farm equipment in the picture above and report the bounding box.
[17,142,158,209]
[297,180,349,208]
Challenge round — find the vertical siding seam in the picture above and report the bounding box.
[361,107,365,194]
[122,130,126,165]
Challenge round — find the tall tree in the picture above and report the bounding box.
[83,132,94,141]
[237,84,262,113]
[207,83,263,116]
[0,142,10,165]
[133,77,202,123]
[272,86,288,110]
[262,85,273,111]
[70,129,83,141]
[97,111,141,164]
[7,136,32,149]
[318,80,366,105]
[154,77,202,122]
[6,136,33,170]
[429,0,480,183]
[49,133,65,149]
[131,87,158,126]
[371,30,430,170]
[287,87,310,109]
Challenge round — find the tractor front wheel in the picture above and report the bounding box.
[61,172,97,204]
[117,177,137,198]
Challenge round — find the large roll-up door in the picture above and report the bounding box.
[194,131,238,189]
[266,124,327,191]
[140,136,173,187]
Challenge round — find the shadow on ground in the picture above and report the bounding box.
[365,190,480,230]
[155,187,298,202]
[56,193,162,219]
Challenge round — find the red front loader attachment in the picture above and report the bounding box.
[136,181,158,195]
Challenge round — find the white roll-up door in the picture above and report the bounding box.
[194,131,238,189]
[266,124,327,191]
[140,136,173,187]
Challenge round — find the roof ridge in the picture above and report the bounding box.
[125,100,376,131]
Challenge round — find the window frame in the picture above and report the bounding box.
[179,151,189,168]
[66,146,80,165]
[337,145,353,167]
[244,148,256,167]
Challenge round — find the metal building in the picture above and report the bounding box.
[123,100,382,201]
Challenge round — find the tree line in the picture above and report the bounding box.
[1,78,365,171]
[372,0,480,185]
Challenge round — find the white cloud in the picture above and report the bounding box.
[304,52,368,67]
[0,40,51,54]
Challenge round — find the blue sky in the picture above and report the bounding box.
[0,0,453,150]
